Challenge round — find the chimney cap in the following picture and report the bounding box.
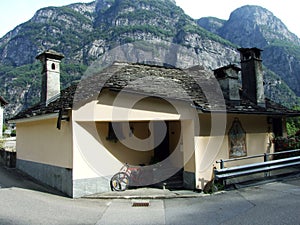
[36,49,64,61]
[213,64,241,79]
[237,47,263,53]
[213,64,241,72]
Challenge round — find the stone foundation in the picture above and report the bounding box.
[17,159,72,196]
[73,176,111,198]
[183,171,196,190]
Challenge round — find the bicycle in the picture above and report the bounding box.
[110,163,143,191]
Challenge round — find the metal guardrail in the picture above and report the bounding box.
[214,149,300,184]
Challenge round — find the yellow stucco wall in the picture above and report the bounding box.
[72,120,185,180]
[72,90,196,180]
[96,121,154,165]
[72,120,121,180]
[182,120,195,173]
[73,90,197,122]
[72,89,276,190]
[16,117,73,168]
[195,113,274,189]
[15,93,275,192]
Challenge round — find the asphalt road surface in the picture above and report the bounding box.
[1,164,300,225]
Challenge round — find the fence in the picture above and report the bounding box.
[214,149,300,185]
[0,149,16,168]
[0,137,16,168]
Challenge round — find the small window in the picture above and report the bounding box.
[51,63,56,70]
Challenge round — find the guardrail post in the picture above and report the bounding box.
[220,159,224,169]
[264,153,270,177]
[264,153,268,162]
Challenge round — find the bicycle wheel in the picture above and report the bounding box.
[110,172,130,191]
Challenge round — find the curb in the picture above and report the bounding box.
[83,194,206,200]
[83,188,207,200]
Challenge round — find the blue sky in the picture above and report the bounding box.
[0,0,299,38]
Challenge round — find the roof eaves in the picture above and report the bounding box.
[9,112,59,124]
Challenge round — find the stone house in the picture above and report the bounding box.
[10,48,300,197]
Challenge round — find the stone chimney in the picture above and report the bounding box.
[238,47,265,107]
[214,64,241,103]
[36,50,64,106]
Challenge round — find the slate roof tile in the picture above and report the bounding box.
[11,62,300,120]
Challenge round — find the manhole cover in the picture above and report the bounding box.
[132,200,150,207]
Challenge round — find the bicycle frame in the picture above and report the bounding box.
[110,163,143,191]
[121,163,142,184]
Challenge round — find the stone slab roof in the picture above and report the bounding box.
[11,62,300,120]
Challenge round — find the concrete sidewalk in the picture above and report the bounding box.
[84,187,206,199]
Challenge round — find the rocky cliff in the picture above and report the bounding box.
[198,5,300,99]
[0,1,299,117]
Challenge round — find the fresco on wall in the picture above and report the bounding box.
[229,118,247,158]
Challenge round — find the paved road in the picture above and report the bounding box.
[1,164,300,225]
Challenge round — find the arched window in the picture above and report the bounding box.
[51,63,56,70]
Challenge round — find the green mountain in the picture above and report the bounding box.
[198,5,300,105]
[0,1,299,117]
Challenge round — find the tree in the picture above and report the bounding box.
[287,106,300,136]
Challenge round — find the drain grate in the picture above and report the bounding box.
[132,200,150,207]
